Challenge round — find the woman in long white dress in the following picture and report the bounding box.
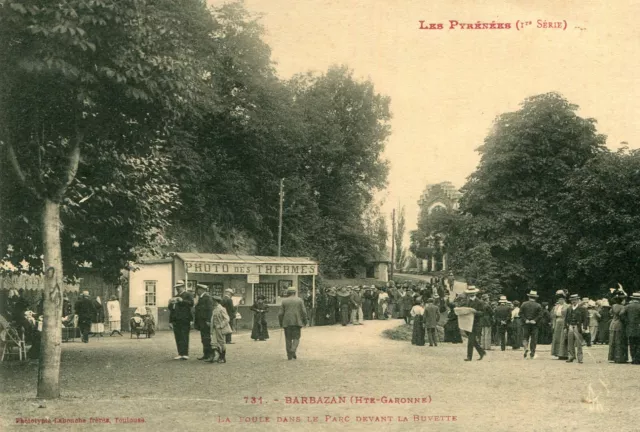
[106,295,123,336]
[550,291,569,359]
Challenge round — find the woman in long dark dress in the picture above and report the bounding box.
[509,301,523,349]
[444,303,463,343]
[250,295,269,341]
[596,299,611,344]
[538,302,552,344]
[608,296,628,363]
[362,287,373,320]
[410,300,425,346]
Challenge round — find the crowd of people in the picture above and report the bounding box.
[447,285,640,365]
[1,288,126,360]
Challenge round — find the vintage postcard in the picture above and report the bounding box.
[1,0,639,431]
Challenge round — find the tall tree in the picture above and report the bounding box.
[458,92,606,298]
[0,0,214,398]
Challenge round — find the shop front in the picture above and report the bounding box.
[173,253,318,330]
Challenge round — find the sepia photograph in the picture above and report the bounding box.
[1,0,639,431]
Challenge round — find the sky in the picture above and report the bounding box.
[236,0,640,237]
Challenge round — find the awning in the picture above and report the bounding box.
[0,274,79,292]
[175,253,318,276]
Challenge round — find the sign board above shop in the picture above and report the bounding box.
[185,261,318,275]
[175,253,319,276]
[247,274,260,284]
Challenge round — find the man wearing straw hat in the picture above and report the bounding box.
[169,281,194,360]
[461,286,487,361]
[279,286,308,360]
[494,296,512,351]
[520,290,543,359]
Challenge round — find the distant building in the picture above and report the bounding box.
[415,181,462,272]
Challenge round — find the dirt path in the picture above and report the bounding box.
[1,320,636,432]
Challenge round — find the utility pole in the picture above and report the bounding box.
[277,178,284,257]
[390,208,395,279]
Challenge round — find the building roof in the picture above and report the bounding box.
[174,253,317,265]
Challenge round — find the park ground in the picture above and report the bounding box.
[1,317,639,432]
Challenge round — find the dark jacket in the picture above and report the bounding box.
[494,304,512,325]
[221,296,236,320]
[465,297,486,331]
[519,300,543,323]
[564,305,589,332]
[74,297,95,322]
[194,292,213,330]
[622,301,640,338]
[169,290,194,324]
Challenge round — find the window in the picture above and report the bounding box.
[144,281,157,306]
[254,283,277,304]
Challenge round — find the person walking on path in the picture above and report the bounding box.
[278,286,308,360]
[621,293,640,364]
[423,298,441,347]
[350,286,364,325]
[462,286,487,361]
[401,288,414,325]
[596,298,611,345]
[74,291,95,343]
[207,295,232,364]
[587,301,601,346]
[494,296,512,351]
[337,286,351,326]
[565,294,588,364]
[444,302,463,343]
[194,284,214,361]
[106,295,123,336]
[169,282,194,360]
[520,290,543,359]
[509,301,523,350]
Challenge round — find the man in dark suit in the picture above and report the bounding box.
[463,286,487,361]
[494,296,512,351]
[520,290,544,359]
[279,286,308,360]
[74,291,95,343]
[194,284,214,361]
[221,289,236,344]
[622,292,640,364]
[169,282,194,360]
[565,293,589,363]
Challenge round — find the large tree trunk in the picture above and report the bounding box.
[37,199,64,399]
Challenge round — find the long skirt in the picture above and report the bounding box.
[597,319,611,344]
[538,324,552,345]
[377,303,387,319]
[508,319,523,348]
[107,320,121,332]
[412,315,425,346]
[608,329,629,363]
[551,321,568,357]
[362,299,373,320]
[444,318,463,343]
[340,305,350,326]
[90,323,104,334]
[480,326,492,350]
[251,315,269,341]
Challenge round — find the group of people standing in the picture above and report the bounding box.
[450,285,640,365]
[313,279,451,327]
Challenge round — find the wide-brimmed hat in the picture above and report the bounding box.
[465,286,479,294]
[600,298,610,307]
[337,286,350,297]
[196,283,208,290]
[555,290,566,297]
[211,295,222,302]
[631,292,640,300]
[588,300,596,307]
[81,290,90,296]
[527,290,539,298]
[498,295,508,303]
[326,287,337,296]
[569,294,580,301]
[174,281,185,289]
[224,288,234,294]
[109,295,117,301]
[287,286,297,293]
